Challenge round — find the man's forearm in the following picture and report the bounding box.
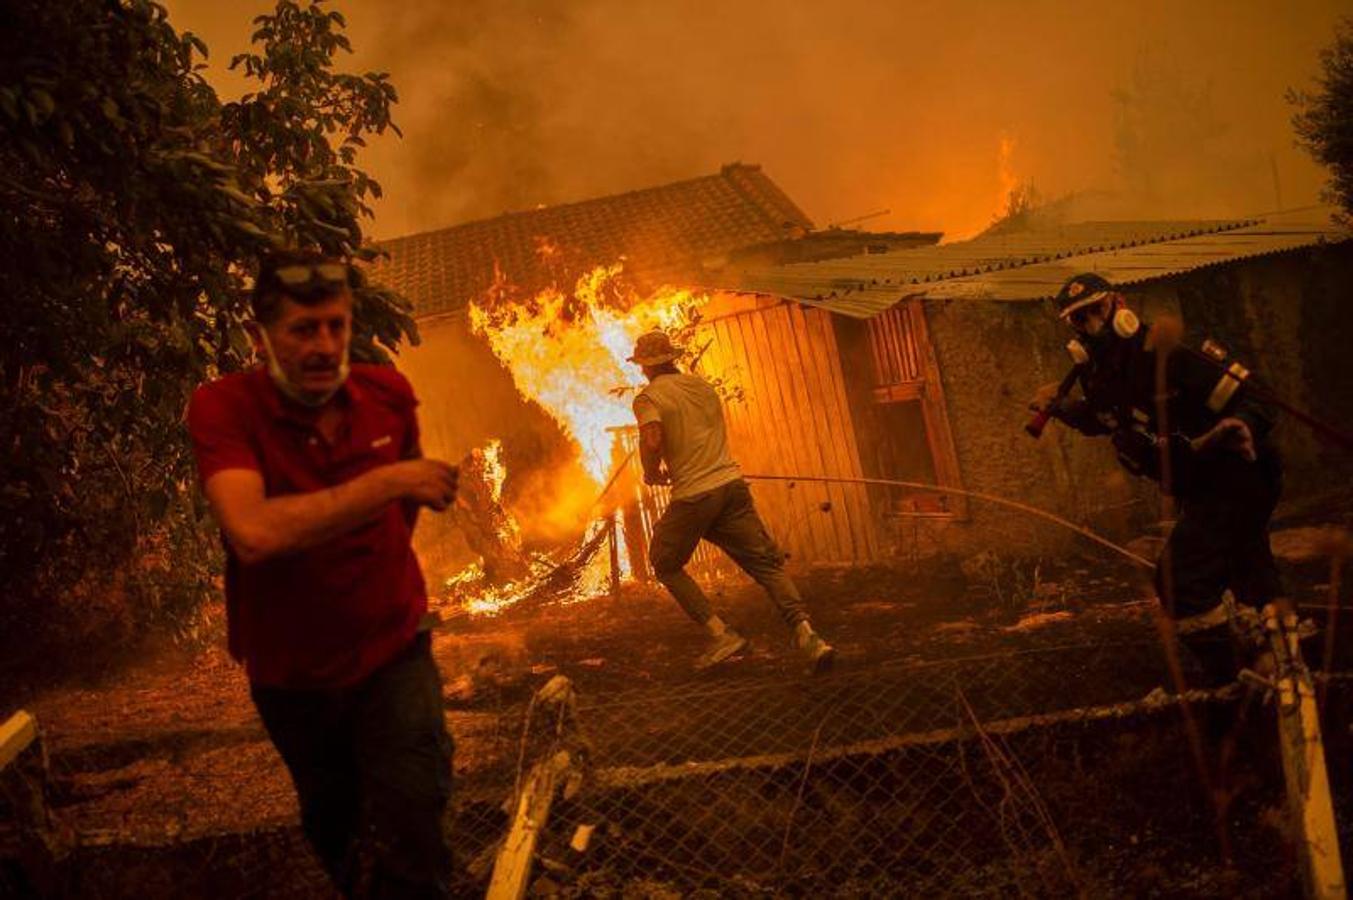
[639,444,666,483]
[1055,398,1111,436]
[224,466,406,564]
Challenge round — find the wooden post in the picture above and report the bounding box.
[609,425,651,581]
[1265,607,1346,899]
[486,749,575,900]
[1,710,65,893]
[620,496,649,582]
[607,513,621,599]
[0,710,37,771]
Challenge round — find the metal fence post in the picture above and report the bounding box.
[1265,607,1347,899]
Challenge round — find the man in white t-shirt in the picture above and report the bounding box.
[628,331,835,672]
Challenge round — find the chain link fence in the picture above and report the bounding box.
[510,637,1316,897]
[3,613,1350,896]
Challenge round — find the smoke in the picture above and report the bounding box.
[170,0,1345,241]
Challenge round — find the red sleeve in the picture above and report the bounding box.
[186,382,261,486]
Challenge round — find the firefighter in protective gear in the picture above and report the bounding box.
[1031,272,1284,683]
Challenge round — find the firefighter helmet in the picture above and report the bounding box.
[1055,272,1114,320]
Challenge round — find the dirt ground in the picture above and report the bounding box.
[18,553,1163,831]
[6,511,1353,896]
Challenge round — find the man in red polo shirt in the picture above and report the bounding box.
[187,251,458,898]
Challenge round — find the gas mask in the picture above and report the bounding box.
[254,325,350,408]
[1068,307,1141,362]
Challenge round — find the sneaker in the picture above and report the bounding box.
[695,630,748,670]
[795,621,836,674]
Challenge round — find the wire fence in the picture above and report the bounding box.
[3,624,1349,897]
[509,637,1307,897]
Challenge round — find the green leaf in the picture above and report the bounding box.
[29,88,56,120]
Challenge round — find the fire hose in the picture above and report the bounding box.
[1179,341,1353,451]
[738,473,1157,570]
[594,465,1157,570]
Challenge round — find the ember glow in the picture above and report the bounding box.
[468,264,709,484]
[442,520,622,618]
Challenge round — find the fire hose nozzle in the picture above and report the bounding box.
[1026,365,1083,440]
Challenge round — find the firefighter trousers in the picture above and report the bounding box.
[1155,456,1283,621]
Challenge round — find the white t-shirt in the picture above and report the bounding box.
[633,373,742,500]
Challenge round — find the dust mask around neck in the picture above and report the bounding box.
[254,326,350,408]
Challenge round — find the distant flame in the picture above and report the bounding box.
[996,133,1018,216]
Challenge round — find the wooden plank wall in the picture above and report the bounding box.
[613,426,733,579]
[693,303,880,565]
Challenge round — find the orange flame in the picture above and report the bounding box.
[446,263,708,620]
[468,263,709,484]
[447,566,527,617]
[481,438,508,506]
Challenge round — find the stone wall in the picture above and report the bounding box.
[906,297,1154,560]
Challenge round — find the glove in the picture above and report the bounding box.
[1190,417,1257,462]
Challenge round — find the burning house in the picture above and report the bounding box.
[372,166,1351,599]
[369,163,942,594]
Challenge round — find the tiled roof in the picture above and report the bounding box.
[699,208,1350,317]
[369,163,814,318]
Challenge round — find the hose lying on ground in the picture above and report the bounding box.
[740,472,1158,571]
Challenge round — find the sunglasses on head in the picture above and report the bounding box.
[271,262,349,289]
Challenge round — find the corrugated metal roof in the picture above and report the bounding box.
[700,207,1349,318]
[369,163,814,318]
[923,207,1350,302]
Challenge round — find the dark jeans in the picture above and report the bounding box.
[648,478,808,630]
[251,631,454,899]
[1156,458,1284,620]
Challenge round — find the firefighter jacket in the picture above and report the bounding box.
[1052,324,1279,499]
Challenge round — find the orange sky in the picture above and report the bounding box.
[166,0,1347,242]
